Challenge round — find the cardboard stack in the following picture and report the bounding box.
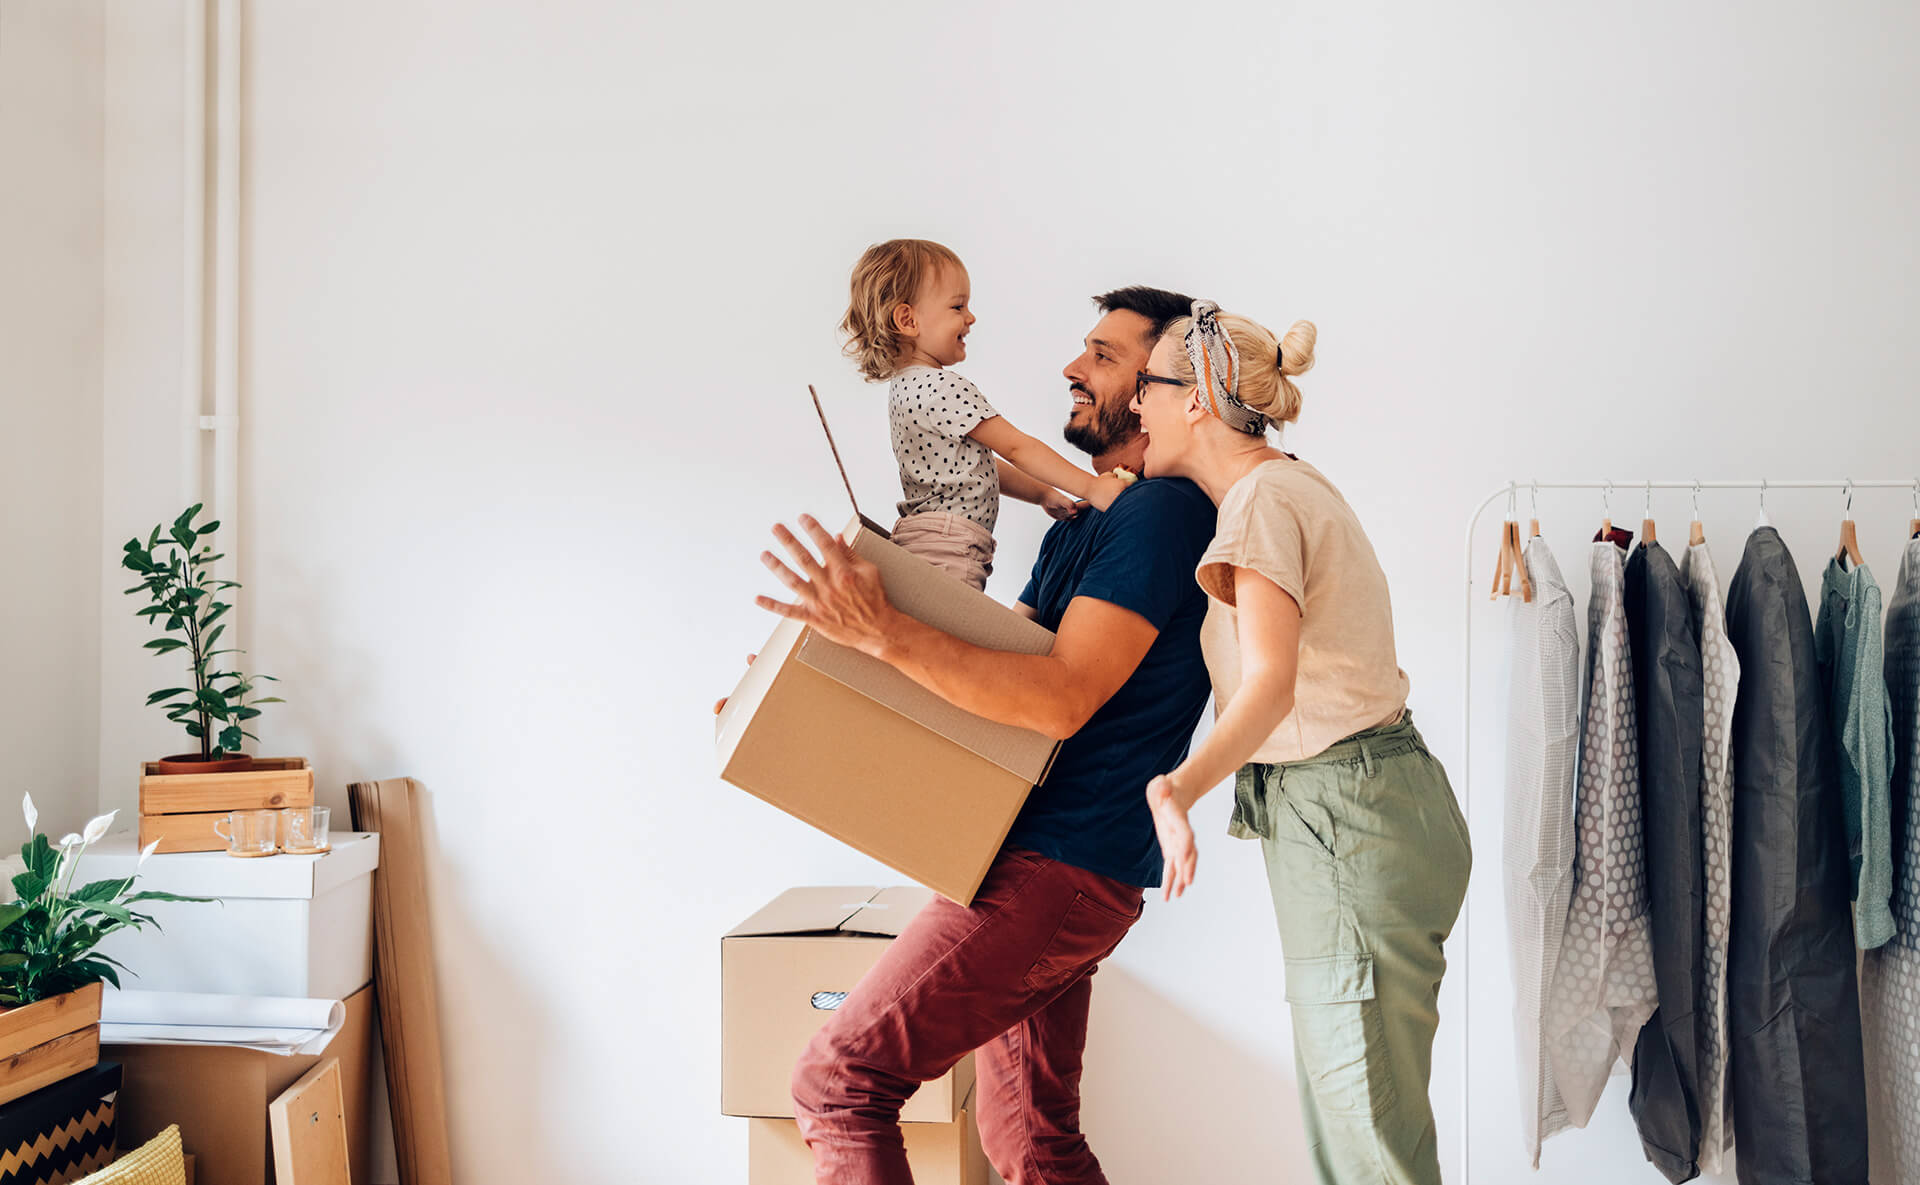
[724,887,992,1185]
[136,758,315,854]
[715,515,1060,906]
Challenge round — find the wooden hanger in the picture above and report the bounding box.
[1688,482,1705,546]
[1600,481,1614,538]
[1837,481,1864,568]
[1640,482,1657,546]
[1488,515,1512,600]
[1909,480,1919,539]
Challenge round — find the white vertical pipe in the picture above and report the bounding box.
[181,0,206,508]
[209,0,240,603]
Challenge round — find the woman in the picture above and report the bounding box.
[1131,301,1471,1185]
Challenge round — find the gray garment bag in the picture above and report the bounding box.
[1624,541,1706,1183]
[1724,527,1868,1185]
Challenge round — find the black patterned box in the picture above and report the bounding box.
[0,1062,117,1185]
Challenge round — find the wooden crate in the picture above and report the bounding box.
[0,983,103,1107]
[138,758,314,852]
[138,757,314,815]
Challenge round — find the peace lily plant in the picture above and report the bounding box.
[0,793,214,1007]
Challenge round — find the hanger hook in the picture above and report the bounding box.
[1604,480,1613,517]
[1760,478,1767,512]
[1530,478,1539,518]
[1912,478,1918,516]
[1692,480,1702,520]
[1506,481,1517,518]
[1844,478,1853,515]
[1644,480,1653,518]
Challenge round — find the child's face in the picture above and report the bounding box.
[904,264,975,367]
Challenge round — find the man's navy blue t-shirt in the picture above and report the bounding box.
[1008,476,1217,888]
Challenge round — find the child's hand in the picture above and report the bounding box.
[1041,488,1083,521]
[1085,472,1131,512]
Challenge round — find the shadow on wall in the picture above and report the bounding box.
[1080,965,1304,1179]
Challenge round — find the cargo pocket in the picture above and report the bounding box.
[1285,952,1398,1120]
[1022,892,1138,993]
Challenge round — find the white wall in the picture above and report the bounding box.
[80,2,1920,1183]
[1,0,105,846]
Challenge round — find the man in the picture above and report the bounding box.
[754,287,1216,1185]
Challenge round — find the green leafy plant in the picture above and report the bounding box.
[0,795,215,1006]
[121,504,282,761]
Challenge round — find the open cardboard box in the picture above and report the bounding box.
[715,397,1061,905]
[722,886,974,1125]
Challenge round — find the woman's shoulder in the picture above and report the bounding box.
[1226,456,1339,508]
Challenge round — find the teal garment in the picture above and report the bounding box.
[1815,557,1897,949]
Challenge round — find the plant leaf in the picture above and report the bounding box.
[73,877,135,903]
[144,639,189,654]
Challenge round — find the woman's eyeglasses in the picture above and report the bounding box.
[1135,371,1189,400]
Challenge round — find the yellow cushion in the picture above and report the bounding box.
[71,1125,185,1185]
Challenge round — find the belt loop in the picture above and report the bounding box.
[1360,742,1377,780]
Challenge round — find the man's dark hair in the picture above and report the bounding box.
[1092,286,1197,348]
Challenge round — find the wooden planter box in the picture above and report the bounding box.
[0,983,102,1107]
[138,758,314,854]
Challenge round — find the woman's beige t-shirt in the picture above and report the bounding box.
[1197,457,1409,763]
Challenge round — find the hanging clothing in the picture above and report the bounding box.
[1724,527,1868,1185]
[1680,541,1739,1176]
[1814,557,1897,949]
[1501,536,1580,1166]
[1542,533,1657,1129]
[1623,542,1706,1183]
[1862,536,1920,1183]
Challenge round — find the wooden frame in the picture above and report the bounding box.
[269,1058,348,1185]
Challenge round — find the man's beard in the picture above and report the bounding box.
[1062,388,1140,457]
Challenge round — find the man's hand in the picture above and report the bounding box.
[756,515,903,660]
[1146,774,1198,902]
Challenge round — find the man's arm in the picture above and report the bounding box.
[757,516,1154,740]
[873,595,1156,740]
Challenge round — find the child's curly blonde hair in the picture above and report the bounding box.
[840,239,964,382]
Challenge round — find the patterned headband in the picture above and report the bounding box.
[1184,300,1268,436]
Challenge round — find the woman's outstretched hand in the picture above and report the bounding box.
[1146,774,1197,901]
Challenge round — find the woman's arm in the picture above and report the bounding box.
[971,416,1127,511]
[1148,567,1301,898]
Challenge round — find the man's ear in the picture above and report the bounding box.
[891,302,919,338]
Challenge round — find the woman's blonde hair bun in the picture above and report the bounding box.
[1163,312,1318,425]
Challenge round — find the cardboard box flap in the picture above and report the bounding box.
[839,886,934,937]
[790,518,1059,782]
[726,886,882,939]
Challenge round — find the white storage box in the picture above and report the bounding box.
[72,831,380,1001]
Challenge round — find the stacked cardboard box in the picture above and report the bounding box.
[715,516,1060,906]
[136,758,315,854]
[724,887,992,1185]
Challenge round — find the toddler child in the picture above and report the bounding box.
[840,238,1128,590]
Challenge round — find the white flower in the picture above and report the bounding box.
[21,792,35,834]
[138,838,161,867]
[81,811,118,846]
[58,834,81,848]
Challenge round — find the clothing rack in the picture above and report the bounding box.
[1456,478,1920,1184]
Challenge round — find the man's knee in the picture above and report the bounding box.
[790,1028,837,1123]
